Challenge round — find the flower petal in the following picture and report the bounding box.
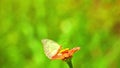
[68,47,80,56]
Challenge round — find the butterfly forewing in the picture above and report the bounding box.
[41,39,61,59]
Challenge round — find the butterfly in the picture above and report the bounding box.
[41,39,80,60]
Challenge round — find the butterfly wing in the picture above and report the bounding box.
[41,39,61,59]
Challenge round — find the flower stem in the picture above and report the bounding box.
[65,58,73,68]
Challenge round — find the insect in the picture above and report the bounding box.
[41,39,80,60]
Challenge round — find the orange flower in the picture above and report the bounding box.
[52,47,80,60]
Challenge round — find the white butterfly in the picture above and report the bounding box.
[41,39,61,59]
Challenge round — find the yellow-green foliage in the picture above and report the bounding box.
[0,0,120,68]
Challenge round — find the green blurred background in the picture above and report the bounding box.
[0,0,120,68]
